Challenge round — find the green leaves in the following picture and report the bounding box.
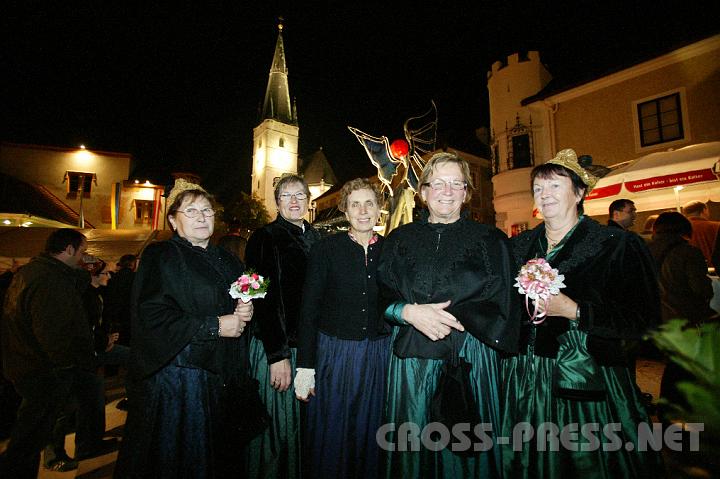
[651,320,720,386]
[651,319,720,450]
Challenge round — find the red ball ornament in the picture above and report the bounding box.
[390,139,409,159]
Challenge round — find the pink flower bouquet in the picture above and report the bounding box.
[514,258,566,324]
[229,271,269,303]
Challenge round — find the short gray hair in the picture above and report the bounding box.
[273,174,310,205]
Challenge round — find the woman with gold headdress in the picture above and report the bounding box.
[501,150,664,477]
[115,179,258,478]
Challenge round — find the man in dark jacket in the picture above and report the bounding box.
[0,229,93,477]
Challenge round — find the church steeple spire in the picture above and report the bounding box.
[262,21,295,125]
[252,20,300,214]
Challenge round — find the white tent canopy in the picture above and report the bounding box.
[584,142,720,215]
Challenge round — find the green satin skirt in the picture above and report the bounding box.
[245,337,301,479]
[501,333,665,478]
[382,330,501,478]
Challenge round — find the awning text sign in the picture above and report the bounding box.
[624,168,716,193]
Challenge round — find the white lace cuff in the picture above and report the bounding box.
[294,368,315,399]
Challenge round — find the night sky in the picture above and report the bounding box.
[2,1,718,196]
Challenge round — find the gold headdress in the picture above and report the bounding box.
[546,149,598,193]
[166,178,208,208]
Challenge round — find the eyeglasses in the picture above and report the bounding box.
[278,192,308,202]
[178,207,216,218]
[422,179,467,191]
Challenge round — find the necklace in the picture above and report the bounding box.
[545,218,580,252]
[545,236,560,251]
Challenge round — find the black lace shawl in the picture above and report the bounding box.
[377,213,519,359]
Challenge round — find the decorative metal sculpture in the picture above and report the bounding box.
[348,101,438,234]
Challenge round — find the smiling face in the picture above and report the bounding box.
[276,181,309,227]
[168,194,215,248]
[532,173,583,224]
[421,161,467,224]
[344,188,380,235]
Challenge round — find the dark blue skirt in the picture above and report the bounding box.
[115,364,222,479]
[306,332,391,479]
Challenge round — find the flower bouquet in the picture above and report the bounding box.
[514,258,566,324]
[229,271,269,303]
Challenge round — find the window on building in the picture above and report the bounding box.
[134,199,155,224]
[279,138,285,148]
[637,92,684,147]
[505,115,534,171]
[492,144,500,175]
[512,134,531,168]
[65,171,96,199]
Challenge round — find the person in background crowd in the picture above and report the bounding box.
[244,174,321,479]
[648,212,715,325]
[0,259,20,301]
[608,198,637,230]
[377,152,518,478]
[501,149,664,478]
[0,259,22,440]
[682,200,720,269]
[0,229,94,477]
[43,256,120,471]
[103,253,137,410]
[114,179,255,478]
[648,211,716,429]
[295,178,390,478]
[103,254,137,348]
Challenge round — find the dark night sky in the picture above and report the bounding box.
[2,1,718,197]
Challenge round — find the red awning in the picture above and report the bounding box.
[584,142,720,215]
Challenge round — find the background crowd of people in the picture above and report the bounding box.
[0,148,716,478]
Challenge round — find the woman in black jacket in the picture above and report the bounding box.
[244,174,321,479]
[114,179,254,478]
[295,178,390,478]
[501,150,664,478]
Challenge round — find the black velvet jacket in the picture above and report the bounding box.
[245,215,321,364]
[129,235,246,381]
[297,232,390,368]
[511,217,661,365]
[377,212,519,358]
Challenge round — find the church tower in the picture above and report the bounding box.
[252,22,299,214]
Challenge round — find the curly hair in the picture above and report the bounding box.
[338,178,383,212]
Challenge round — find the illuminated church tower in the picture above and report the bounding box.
[252,22,299,214]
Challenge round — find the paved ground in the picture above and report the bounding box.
[2,358,693,479]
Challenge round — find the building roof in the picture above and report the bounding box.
[300,148,338,185]
[0,172,95,228]
[521,33,720,106]
[261,23,296,125]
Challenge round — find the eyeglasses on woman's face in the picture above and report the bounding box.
[278,192,308,202]
[422,179,467,191]
[178,207,216,218]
